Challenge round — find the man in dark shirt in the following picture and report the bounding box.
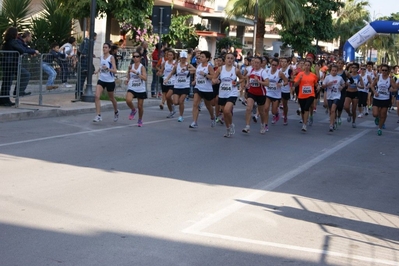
[77,32,97,98]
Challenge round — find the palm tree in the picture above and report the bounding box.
[0,0,32,35]
[226,0,304,55]
[333,0,370,55]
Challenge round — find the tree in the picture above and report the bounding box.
[333,0,370,55]
[162,13,198,49]
[0,0,32,35]
[225,0,304,55]
[57,0,153,40]
[279,0,343,56]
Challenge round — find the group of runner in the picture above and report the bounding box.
[92,43,399,137]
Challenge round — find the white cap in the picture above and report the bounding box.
[180,51,188,58]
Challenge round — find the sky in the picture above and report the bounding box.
[366,0,398,19]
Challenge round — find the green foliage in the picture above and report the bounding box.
[279,0,343,55]
[162,13,198,48]
[216,37,242,52]
[57,0,153,30]
[0,0,32,35]
[226,0,304,54]
[30,0,73,53]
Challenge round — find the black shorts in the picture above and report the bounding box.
[281,92,290,100]
[194,88,214,101]
[173,88,190,96]
[298,97,315,113]
[247,92,266,106]
[373,98,390,108]
[327,99,340,109]
[97,80,115,92]
[267,96,280,102]
[161,84,173,93]
[358,91,368,107]
[212,83,220,98]
[218,97,237,106]
[127,90,147,99]
[346,90,358,100]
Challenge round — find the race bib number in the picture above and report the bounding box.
[131,78,141,87]
[302,85,312,94]
[249,78,260,87]
[378,85,389,95]
[268,82,277,91]
[176,76,187,84]
[197,76,206,85]
[220,81,232,91]
[165,79,174,86]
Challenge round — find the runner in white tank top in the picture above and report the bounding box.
[125,51,147,127]
[213,52,245,137]
[279,57,293,125]
[160,50,176,118]
[92,43,118,123]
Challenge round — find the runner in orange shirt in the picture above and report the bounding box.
[294,60,319,132]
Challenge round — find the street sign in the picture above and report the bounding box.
[152,6,171,34]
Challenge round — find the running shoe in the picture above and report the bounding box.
[365,111,369,116]
[296,109,300,116]
[189,122,198,128]
[329,126,333,132]
[333,121,338,130]
[275,113,280,123]
[138,119,143,127]
[167,110,176,118]
[93,115,102,122]
[272,115,276,124]
[357,113,363,118]
[224,128,232,138]
[242,125,250,133]
[338,117,342,125]
[313,108,317,113]
[230,123,235,135]
[347,115,352,122]
[265,124,269,132]
[299,119,303,124]
[129,109,137,120]
[211,118,216,127]
[252,105,257,114]
[377,128,382,136]
[301,124,307,132]
[114,110,119,122]
[260,124,266,134]
[252,114,258,123]
[382,124,386,129]
[216,116,224,125]
[283,117,288,125]
[308,115,313,126]
[198,103,202,111]
[374,117,379,125]
[352,122,356,128]
[159,104,164,110]
[178,116,184,122]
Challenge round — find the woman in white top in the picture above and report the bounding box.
[164,51,195,122]
[189,51,216,128]
[125,51,147,127]
[160,50,176,118]
[370,64,397,135]
[93,42,118,122]
[213,52,245,137]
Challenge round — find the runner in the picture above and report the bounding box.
[92,42,118,122]
[366,61,376,111]
[322,64,345,132]
[213,53,245,137]
[279,57,293,125]
[370,64,397,135]
[335,59,348,126]
[163,51,195,122]
[293,60,319,132]
[357,65,372,118]
[160,50,176,118]
[264,58,288,130]
[242,56,268,134]
[125,51,147,127]
[344,62,365,128]
[189,51,216,128]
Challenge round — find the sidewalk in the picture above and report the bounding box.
[0,92,161,122]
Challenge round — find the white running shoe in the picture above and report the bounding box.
[114,110,119,122]
[93,115,102,122]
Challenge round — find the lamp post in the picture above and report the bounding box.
[252,0,258,55]
[81,0,96,102]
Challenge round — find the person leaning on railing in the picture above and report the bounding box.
[0,27,27,106]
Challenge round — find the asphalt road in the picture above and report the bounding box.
[1,100,398,266]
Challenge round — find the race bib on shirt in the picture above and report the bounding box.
[131,78,141,87]
[249,78,260,87]
[378,84,389,95]
[268,82,277,90]
[165,79,174,86]
[220,81,232,91]
[197,76,206,85]
[176,75,187,84]
[302,85,312,94]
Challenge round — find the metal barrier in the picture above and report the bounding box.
[0,50,23,107]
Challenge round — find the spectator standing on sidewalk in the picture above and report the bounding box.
[0,27,25,106]
[77,32,97,98]
[15,31,40,97]
[42,42,66,90]
[60,37,77,87]
[151,43,161,97]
